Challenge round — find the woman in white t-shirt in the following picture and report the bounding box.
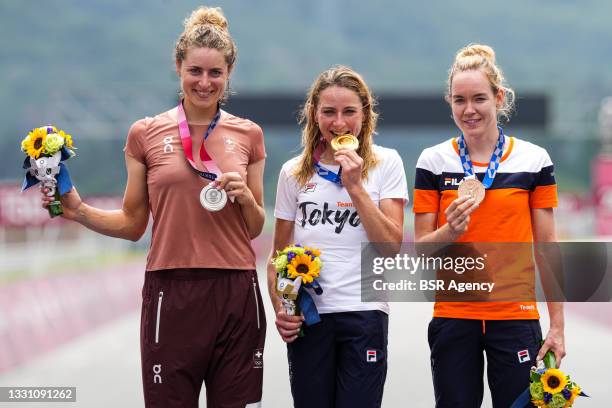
[267,66,408,408]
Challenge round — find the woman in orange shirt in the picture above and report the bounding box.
[413,44,565,407]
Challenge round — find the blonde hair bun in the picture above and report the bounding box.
[184,7,228,32]
[447,43,515,122]
[174,6,237,69]
[456,44,495,64]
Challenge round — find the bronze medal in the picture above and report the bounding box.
[458,177,485,205]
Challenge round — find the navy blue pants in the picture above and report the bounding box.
[287,310,388,408]
[428,318,542,408]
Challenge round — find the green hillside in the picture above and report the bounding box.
[1,0,610,193]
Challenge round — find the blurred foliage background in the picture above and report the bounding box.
[1,0,610,199]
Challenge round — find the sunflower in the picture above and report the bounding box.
[287,254,320,284]
[541,369,568,394]
[22,127,47,158]
[58,130,74,149]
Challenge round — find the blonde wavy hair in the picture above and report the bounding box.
[446,43,515,123]
[293,66,380,186]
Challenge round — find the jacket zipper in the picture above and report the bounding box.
[252,276,261,330]
[155,291,163,344]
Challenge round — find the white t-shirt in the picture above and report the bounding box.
[274,145,409,314]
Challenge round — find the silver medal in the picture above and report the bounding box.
[200,184,227,212]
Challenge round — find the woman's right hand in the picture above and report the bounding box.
[444,195,478,240]
[274,301,304,343]
[41,186,83,221]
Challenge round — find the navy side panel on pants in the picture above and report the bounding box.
[428,318,542,408]
[287,310,388,408]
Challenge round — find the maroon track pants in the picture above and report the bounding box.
[140,269,266,408]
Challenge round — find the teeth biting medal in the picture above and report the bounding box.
[312,133,360,187]
[330,133,359,151]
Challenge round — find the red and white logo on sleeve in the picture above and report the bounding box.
[304,183,317,193]
[366,350,377,363]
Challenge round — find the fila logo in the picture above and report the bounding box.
[443,177,461,186]
[366,350,377,363]
[517,349,530,363]
[162,136,174,153]
[304,183,317,193]
[153,364,163,383]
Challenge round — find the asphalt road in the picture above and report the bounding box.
[1,270,611,407]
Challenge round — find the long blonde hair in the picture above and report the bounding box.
[293,66,379,186]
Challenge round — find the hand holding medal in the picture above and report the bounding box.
[213,172,251,205]
[445,195,478,239]
[177,101,236,212]
[330,133,364,190]
[446,126,505,238]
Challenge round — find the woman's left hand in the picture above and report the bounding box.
[215,172,254,207]
[537,326,566,368]
[334,149,363,192]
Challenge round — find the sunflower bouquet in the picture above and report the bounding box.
[272,244,324,336]
[21,125,76,217]
[511,351,587,408]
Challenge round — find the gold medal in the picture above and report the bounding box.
[330,133,359,151]
[457,177,485,205]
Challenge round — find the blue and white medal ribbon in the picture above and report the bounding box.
[457,126,505,188]
[312,139,343,186]
[313,162,343,185]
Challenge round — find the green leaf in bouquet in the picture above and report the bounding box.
[543,350,557,369]
[530,371,542,382]
[48,190,63,218]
